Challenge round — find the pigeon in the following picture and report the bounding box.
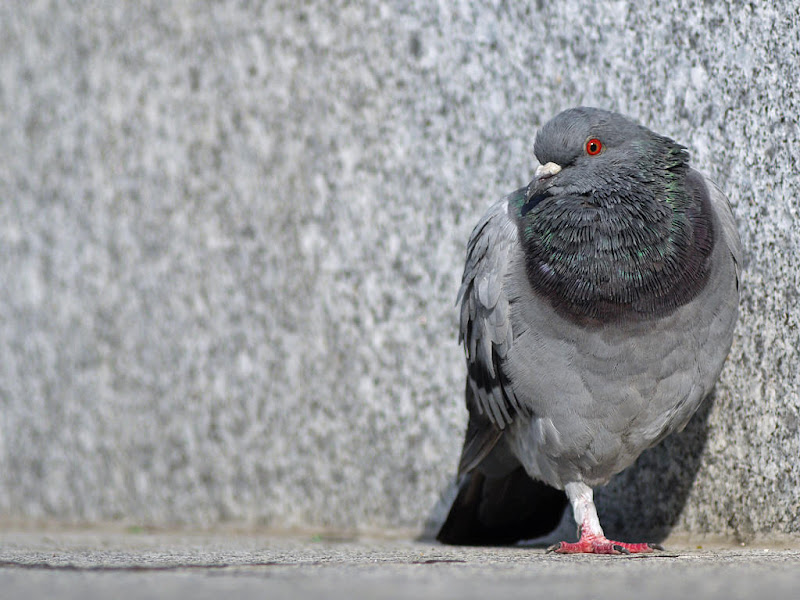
[436,107,741,553]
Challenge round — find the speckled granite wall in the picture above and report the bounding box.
[1,1,798,540]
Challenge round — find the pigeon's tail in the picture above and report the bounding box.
[436,467,568,546]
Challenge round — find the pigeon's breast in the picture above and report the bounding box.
[503,231,739,489]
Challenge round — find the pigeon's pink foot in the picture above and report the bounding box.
[548,533,663,555]
[552,483,665,555]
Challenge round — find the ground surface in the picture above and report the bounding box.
[2,528,800,599]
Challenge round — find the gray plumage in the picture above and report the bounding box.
[438,107,741,551]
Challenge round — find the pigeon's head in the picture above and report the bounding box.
[530,107,688,200]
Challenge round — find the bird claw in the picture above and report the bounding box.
[547,538,663,555]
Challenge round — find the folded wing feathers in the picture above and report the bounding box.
[458,197,527,429]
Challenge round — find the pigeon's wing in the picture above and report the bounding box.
[457,380,505,475]
[443,214,572,543]
[457,190,530,440]
[691,170,742,286]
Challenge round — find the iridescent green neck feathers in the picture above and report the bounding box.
[513,141,715,321]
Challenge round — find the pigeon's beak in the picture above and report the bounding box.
[524,162,562,209]
[535,162,562,181]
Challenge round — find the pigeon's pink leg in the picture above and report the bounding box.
[547,482,663,555]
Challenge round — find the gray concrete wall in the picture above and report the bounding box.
[1,1,798,540]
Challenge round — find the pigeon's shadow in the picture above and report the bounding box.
[424,391,716,544]
[595,390,717,543]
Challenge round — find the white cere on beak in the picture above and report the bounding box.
[535,162,562,181]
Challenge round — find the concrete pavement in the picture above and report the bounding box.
[2,527,800,599]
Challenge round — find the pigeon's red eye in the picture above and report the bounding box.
[586,138,602,156]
